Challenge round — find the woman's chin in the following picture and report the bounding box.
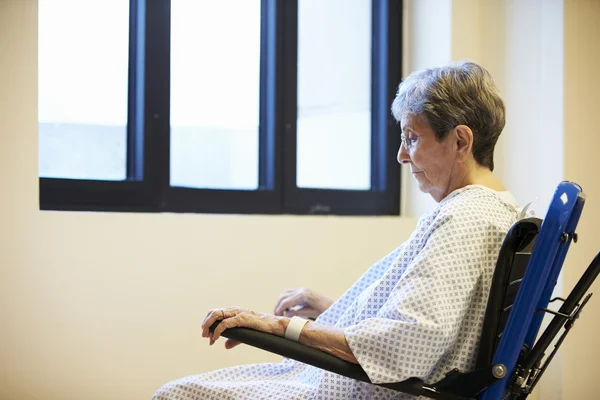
[416,182,442,201]
[414,179,430,193]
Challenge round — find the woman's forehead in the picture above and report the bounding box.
[401,114,431,133]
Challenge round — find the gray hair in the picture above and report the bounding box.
[391,61,505,171]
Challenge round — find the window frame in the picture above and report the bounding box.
[39,0,403,216]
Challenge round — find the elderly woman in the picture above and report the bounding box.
[154,62,520,400]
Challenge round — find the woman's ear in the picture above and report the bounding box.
[454,125,473,161]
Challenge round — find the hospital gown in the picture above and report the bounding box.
[154,185,520,400]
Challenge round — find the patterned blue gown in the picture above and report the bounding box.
[154,185,520,400]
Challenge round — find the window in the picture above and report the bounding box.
[38,0,129,180]
[39,0,403,215]
[297,0,372,190]
[170,1,261,190]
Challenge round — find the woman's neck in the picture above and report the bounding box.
[470,164,506,191]
[436,160,506,202]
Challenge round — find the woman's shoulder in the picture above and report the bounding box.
[434,185,520,228]
[442,185,518,209]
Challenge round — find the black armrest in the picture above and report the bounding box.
[209,322,427,396]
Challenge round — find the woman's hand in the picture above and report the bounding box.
[201,307,287,349]
[201,305,358,364]
[273,288,334,319]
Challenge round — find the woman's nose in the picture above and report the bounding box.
[397,144,410,164]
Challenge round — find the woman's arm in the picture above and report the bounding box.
[202,307,358,364]
[297,320,358,364]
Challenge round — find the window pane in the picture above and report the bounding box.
[170,1,261,190]
[297,0,372,190]
[38,0,128,180]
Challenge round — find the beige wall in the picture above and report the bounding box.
[563,0,600,398]
[2,0,599,399]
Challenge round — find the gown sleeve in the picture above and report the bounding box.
[316,243,406,327]
[343,210,506,384]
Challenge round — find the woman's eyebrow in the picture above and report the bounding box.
[401,124,414,133]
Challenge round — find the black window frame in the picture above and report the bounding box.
[39,0,403,216]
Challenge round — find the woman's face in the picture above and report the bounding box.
[397,114,460,202]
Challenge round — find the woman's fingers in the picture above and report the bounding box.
[273,288,300,315]
[210,316,232,343]
[201,308,223,338]
[211,313,249,343]
[201,307,242,338]
[274,288,334,318]
[224,339,241,349]
[274,292,305,316]
[209,308,257,342]
[285,306,318,318]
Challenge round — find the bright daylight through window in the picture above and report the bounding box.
[38,0,128,180]
[297,0,371,190]
[170,1,261,190]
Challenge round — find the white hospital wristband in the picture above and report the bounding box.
[284,316,309,342]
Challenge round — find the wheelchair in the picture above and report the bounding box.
[212,181,598,400]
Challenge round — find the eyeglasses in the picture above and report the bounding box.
[400,130,434,150]
[400,134,420,150]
